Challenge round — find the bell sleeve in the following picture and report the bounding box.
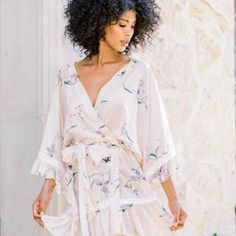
[138,62,180,183]
[30,77,66,194]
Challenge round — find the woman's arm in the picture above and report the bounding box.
[32,179,56,227]
[41,178,56,194]
[160,177,178,201]
[161,177,188,231]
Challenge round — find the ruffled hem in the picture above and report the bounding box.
[41,199,177,236]
[41,207,80,236]
[30,153,66,194]
[90,200,175,236]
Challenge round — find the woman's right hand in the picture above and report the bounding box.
[32,179,55,227]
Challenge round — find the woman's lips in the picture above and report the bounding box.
[121,40,129,46]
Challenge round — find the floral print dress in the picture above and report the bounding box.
[30,56,180,236]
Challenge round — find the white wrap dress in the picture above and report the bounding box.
[30,56,180,236]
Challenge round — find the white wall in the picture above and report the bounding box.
[0,0,42,235]
[0,0,77,235]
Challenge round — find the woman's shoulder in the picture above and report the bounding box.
[130,55,152,71]
[56,62,78,86]
[57,62,75,77]
[129,56,158,87]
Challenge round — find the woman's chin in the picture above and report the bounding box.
[117,47,127,53]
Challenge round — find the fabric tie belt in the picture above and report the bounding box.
[61,138,142,236]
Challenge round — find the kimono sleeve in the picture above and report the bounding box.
[30,77,66,194]
[139,63,180,183]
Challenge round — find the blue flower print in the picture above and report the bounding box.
[102,156,111,163]
[130,167,146,181]
[149,164,168,182]
[65,166,78,187]
[45,132,62,158]
[122,83,135,94]
[119,204,133,213]
[121,122,134,144]
[67,104,86,125]
[90,170,120,198]
[124,167,146,196]
[90,171,111,197]
[148,142,170,160]
[117,70,126,77]
[46,143,56,158]
[58,65,78,86]
[94,178,110,196]
[136,79,147,109]
[158,203,172,218]
[76,104,86,120]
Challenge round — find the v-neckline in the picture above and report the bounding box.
[71,56,134,110]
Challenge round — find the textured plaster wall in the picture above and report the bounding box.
[136,0,235,235]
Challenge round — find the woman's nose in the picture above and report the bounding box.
[125,27,133,37]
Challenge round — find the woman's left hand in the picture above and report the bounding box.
[168,199,187,231]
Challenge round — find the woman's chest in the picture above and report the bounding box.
[59,63,147,125]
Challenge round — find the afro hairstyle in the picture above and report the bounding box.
[64,0,162,57]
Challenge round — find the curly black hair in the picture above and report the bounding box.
[64,0,162,57]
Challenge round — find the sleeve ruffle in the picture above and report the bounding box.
[147,153,181,183]
[30,152,66,194]
[143,139,178,180]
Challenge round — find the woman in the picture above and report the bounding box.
[31,0,187,235]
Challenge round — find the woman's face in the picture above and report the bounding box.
[102,10,137,53]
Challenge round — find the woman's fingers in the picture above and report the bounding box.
[170,207,180,230]
[32,191,52,228]
[170,221,183,231]
[170,207,187,231]
[34,216,44,228]
[178,209,187,225]
[33,200,41,217]
[32,200,44,227]
[181,208,187,219]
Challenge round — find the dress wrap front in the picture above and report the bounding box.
[30,56,181,236]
